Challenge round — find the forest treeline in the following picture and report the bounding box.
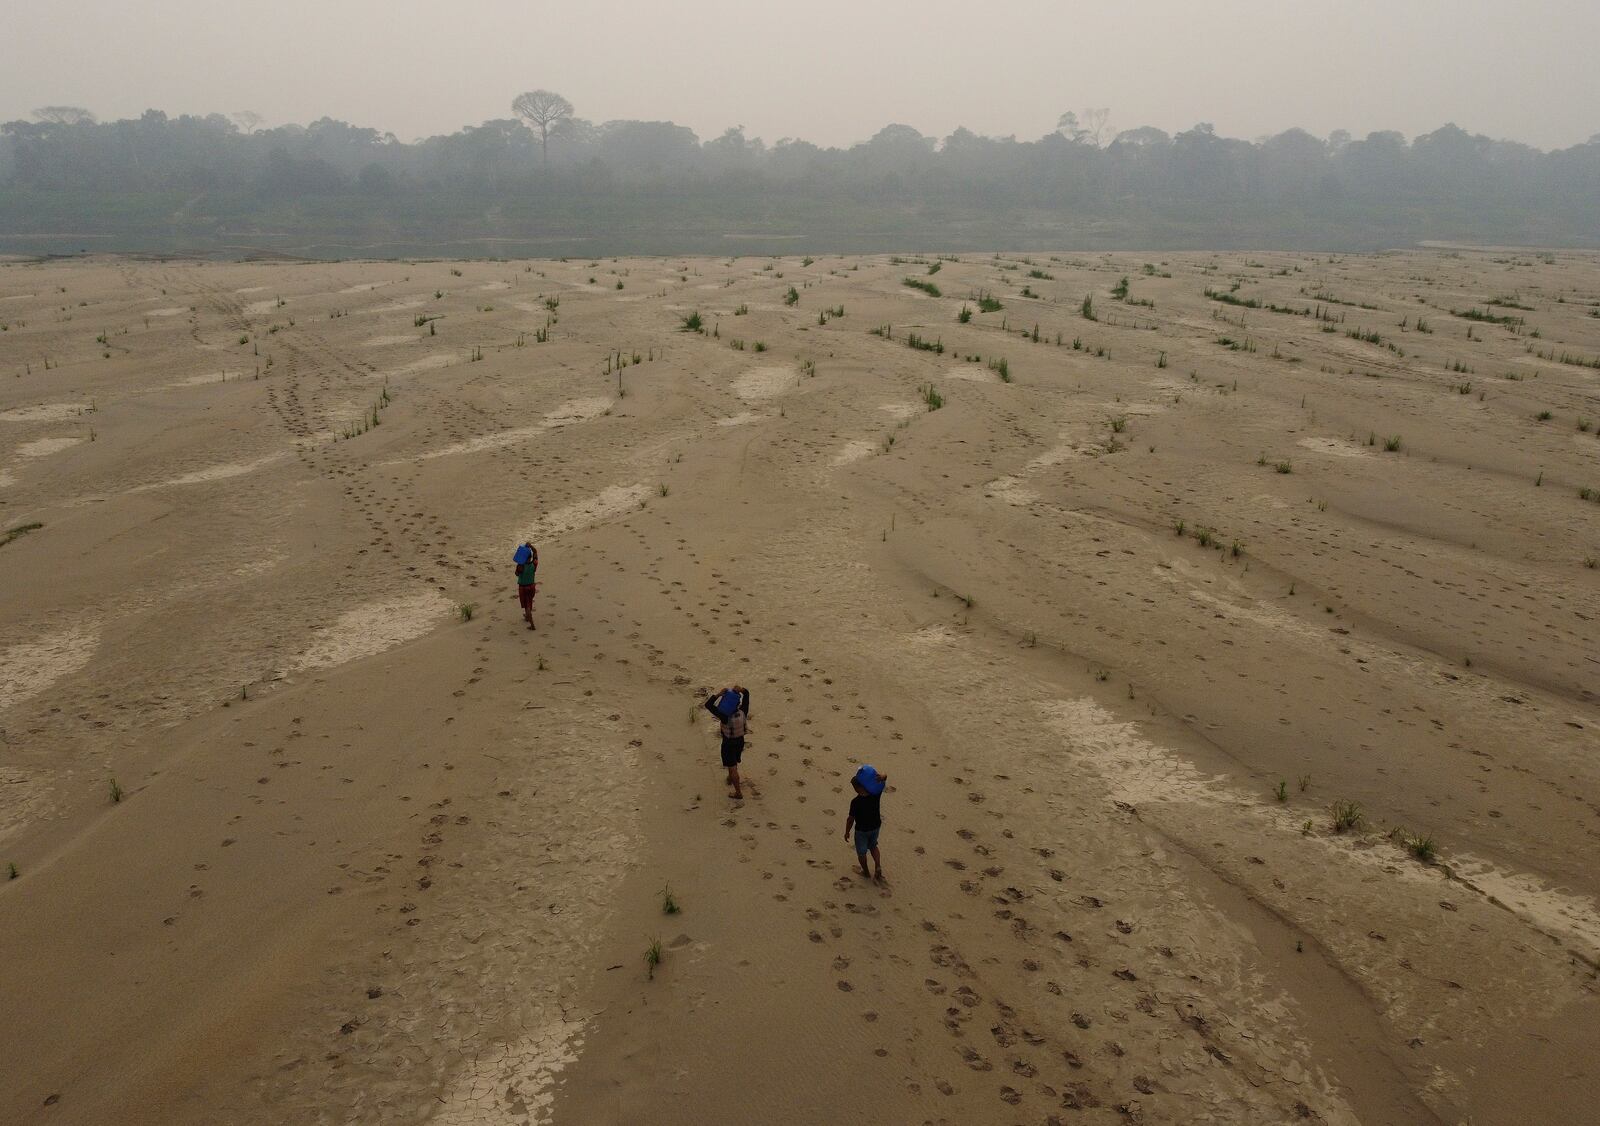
[3,103,1597,256]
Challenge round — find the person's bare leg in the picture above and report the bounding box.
[870,845,884,881]
[858,849,871,878]
[728,765,742,799]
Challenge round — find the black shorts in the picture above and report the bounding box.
[720,737,745,767]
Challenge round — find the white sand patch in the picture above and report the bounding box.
[1041,695,1600,962]
[1448,856,1600,962]
[0,403,90,423]
[527,483,650,540]
[945,366,996,383]
[1025,442,1085,471]
[431,1017,587,1126]
[129,453,288,492]
[0,766,53,846]
[146,306,187,317]
[294,591,452,673]
[832,439,876,466]
[391,354,458,377]
[1297,436,1371,459]
[542,397,612,427]
[733,366,797,401]
[1,294,36,302]
[234,286,268,294]
[368,297,427,314]
[243,299,278,315]
[415,427,542,462]
[985,476,1039,505]
[716,412,761,427]
[0,625,98,713]
[16,436,84,459]
[879,402,919,420]
[363,334,416,348]
[906,623,960,648]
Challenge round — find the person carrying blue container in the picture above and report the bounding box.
[704,684,751,799]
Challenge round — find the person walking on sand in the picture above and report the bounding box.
[704,684,750,799]
[844,765,888,882]
[513,542,538,630]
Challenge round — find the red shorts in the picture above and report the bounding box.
[517,584,536,611]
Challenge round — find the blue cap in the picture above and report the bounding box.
[853,765,886,795]
[513,543,533,565]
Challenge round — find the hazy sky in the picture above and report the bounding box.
[6,0,1597,149]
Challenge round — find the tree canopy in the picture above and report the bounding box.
[1,100,1594,256]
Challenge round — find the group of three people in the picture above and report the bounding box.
[513,544,886,881]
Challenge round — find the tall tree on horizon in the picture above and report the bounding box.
[33,106,96,126]
[512,90,575,161]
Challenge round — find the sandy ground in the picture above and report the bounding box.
[2,250,1598,1125]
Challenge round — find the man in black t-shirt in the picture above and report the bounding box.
[843,764,888,882]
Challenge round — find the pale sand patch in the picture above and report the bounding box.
[146,306,188,317]
[410,402,610,463]
[716,412,761,427]
[391,354,458,377]
[294,591,452,673]
[985,476,1039,505]
[129,453,288,492]
[733,366,797,401]
[478,281,511,291]
[363,334,417,347]
[1040,697,1231,807]
[431,1018,587,1126]
[542,397,612,427]
[0,403,90,423]
[1448,856,1600,962]
[415,427,541,462]
[0,294,36,302]
[368,297,427,314]
[1025,442,1085,471]
[945,366,997,383]
[832,439,876,466]
[1298,436,1371,459]
[905,623,960,648]
[234,286,268,294]
[156,372,231,390]
[0,767,53,846]
[879,402,919,420]
[0,471,15,487]
[528,484,651,540]
[0,624,98,713]
[1040,696,1600,963]
[340,283,383,294]
[16,436,84,459]
[243,299,278,315]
